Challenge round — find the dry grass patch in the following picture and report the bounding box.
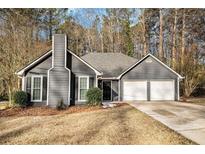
[0,102,9,110]
[185,97,205,106]
[0,105,107,117]
[0,105,195,145]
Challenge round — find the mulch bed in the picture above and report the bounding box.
[0,103,127,117]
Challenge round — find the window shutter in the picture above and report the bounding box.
[26,77,31,94]
[42,77,47,100]
[75,77,78,100]
[89,77,94,88]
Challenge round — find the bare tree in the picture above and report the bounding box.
[0,9,49,104]
[171,9,178,69]
[181,9,186,65]
[141,9,148,56]
[159,9,164,60]
[178,44,205,97]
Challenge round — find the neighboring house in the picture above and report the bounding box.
[16,34,183,107]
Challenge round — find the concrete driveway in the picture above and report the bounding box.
[129,101,205,145]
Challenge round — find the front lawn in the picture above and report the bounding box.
[0,105,195,144]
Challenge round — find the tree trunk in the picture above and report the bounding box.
[100,32,104,53]
[8,85,12,105]
[172,8,178,69]
[48,10,53,41]
[181,9,186,66]
[159,9,164,60]
[141,10,147,56]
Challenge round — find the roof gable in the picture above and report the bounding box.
[16,50,52,76]
[117,53,183,79]
[16,49,102,76]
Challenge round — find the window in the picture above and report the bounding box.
[26,76,47,102]
[32,76,42,101]
[78,76,89,101]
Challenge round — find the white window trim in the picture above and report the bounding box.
[31,75,43,102]
[78,76,89,102]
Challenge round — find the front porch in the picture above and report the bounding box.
[97,79,119,102]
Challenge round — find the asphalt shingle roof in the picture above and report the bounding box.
[81,52,138,77]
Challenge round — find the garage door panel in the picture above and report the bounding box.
[150,80,174,100]
[123,81,147,100]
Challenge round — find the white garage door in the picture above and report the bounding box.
[150,80,175,100]
[123,81,147,100]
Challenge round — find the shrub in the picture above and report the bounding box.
[56,99,67,110]
[13,91,28,107]
[86,87,102,106]
[26,93,33,106]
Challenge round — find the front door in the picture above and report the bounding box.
[103,81,111,101]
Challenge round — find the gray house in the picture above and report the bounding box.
[16,34,183,107]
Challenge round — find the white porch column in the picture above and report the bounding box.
[95,75,98,87]
[22,76,26,91]
[118,80,121,101]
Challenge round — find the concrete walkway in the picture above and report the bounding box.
[129,101,205,145]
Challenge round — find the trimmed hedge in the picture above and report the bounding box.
[86,87,102,106]
[13,91,29,107]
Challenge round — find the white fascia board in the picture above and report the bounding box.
[98,77,119,80]
[15,50,52,76]
[117,53,184,79]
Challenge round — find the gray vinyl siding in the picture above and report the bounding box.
[71,54,96,76]
[53,35,66,67]
[70,53,97,104]
[23,51,97,106]
[48,68,70,107]
[122,57,177,79]
[47,34,70,107]
[27,56,52,75]
[21,34,98,106]
[120,56,179,101]
[24,55,51,104]
[147,81,150,101]
[89,77,94,88]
